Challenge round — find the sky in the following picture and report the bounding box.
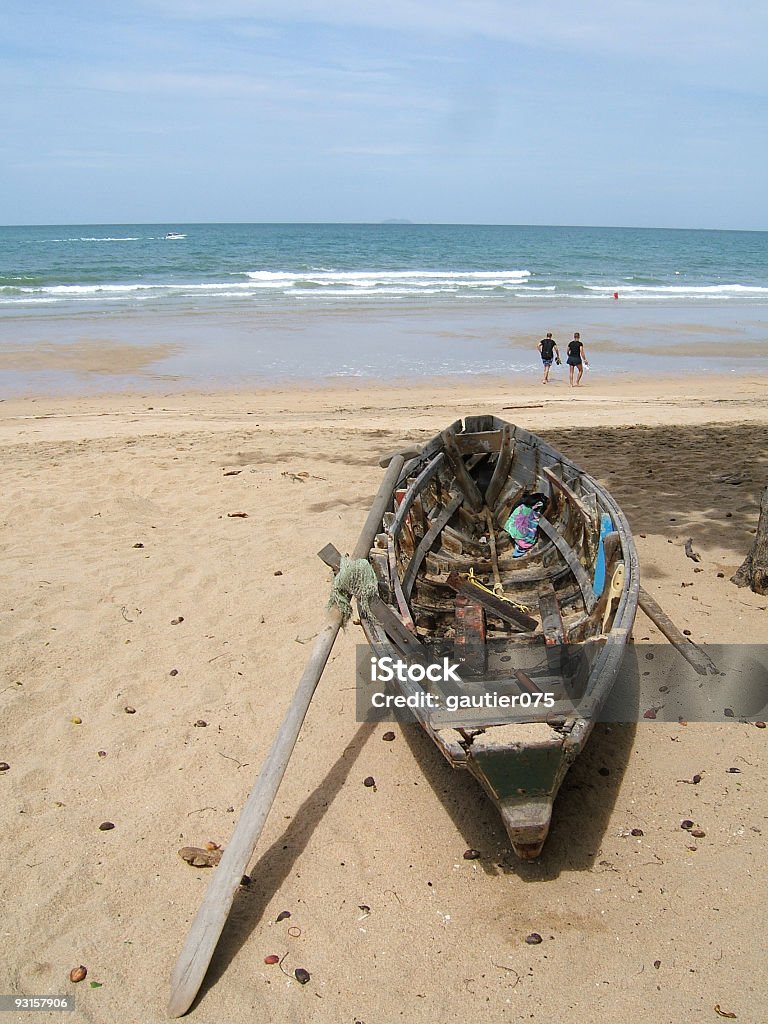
[2,1,767,228]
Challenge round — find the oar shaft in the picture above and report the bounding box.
[168,454,405,1016]
[169,616,341,1012]
[638,587,718,676]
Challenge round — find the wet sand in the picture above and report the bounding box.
[1,300,766,396]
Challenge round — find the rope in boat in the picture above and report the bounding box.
[464,567,531,613]
[327,556,379,627]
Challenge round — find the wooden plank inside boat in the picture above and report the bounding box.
[402,493,464,598]
[389,453,445,537]
[486,424,513,509]
[453,593,487,676]
[451,429,504,455]
[538,582,567,645]
[446,572,539,631]
[428,698,580,730]
[538,516,598,613]
[542,465,598,529]
[463,414,498,433]
[387,534,417,632]
[440,429,484,512]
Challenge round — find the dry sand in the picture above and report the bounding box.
[1,372,767,1023]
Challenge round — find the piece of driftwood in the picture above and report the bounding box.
[178,847,223,868]
[167,454,408,1018]
[684,538,702,563]
[731,484,768,595]
[637,587,718,676]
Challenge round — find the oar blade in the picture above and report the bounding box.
[168,843,256,1015]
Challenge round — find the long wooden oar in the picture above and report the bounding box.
[638,587,718,676]
[168,454,405,1017]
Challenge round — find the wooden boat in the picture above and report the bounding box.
[357,415,639,858]
[169,416,645,1013]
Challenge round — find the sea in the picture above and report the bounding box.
[1,223,766,394]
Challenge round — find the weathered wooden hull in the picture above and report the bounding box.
[360,415,639,858]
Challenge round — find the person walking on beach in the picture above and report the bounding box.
[537,332,560,384]
[566,332,588,387]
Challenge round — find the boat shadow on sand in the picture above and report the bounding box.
[396,711,637,881]
[200,721,379,996]
[199,683,640,1004]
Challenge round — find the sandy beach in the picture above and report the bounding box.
[1,371,767,1023]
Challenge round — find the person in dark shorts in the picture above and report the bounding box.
[566,331,589,387]
[537,332,560,383]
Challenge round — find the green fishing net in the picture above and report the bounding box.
[328,556,379,626]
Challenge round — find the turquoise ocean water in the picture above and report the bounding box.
[1,223,766,392]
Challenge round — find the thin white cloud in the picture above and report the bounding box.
[87,70,274,98]
[327,144,420,157]
[124,0,768,102]
[82,65,451,116]
[141,0,767,66]
[12,149,121,171]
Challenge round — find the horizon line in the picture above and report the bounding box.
[2,220,767,234]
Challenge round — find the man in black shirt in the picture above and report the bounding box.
[537,332,560,383]
[566,331,589,386]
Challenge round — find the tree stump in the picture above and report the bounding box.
[731,485,768,595]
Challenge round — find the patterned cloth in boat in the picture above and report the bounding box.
[503,493,548,558]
